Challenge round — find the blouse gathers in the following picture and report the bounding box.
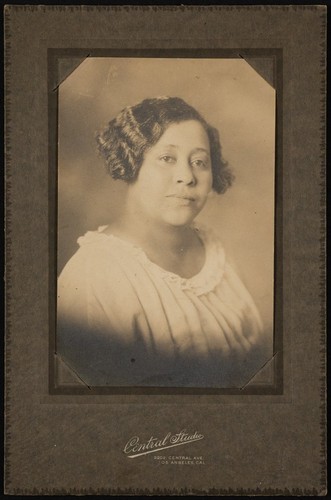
[57,225,270,387]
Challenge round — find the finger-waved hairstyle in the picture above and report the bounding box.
[96,96,234,194]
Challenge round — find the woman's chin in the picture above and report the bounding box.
[161,212,198,227]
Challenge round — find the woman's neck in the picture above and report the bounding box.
[105,203,205,278]
[112,211,196,256]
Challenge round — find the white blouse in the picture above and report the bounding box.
[57,225,270,387]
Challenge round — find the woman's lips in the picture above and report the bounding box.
[165,194,196,207]
[166,194,195,201]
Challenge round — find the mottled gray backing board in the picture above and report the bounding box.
[4,5,326,495]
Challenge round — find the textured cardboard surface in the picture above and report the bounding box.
[4,5,326,495]
[51,49,279,395]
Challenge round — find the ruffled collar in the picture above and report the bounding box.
[78,224,226,296]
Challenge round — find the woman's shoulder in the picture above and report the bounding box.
[59,225,132,281]
[192,222,225,254]
[75,225,135,259]
[193,223,246,281]
[76,225,113,249]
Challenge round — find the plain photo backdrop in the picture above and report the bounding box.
[57,57,275,335]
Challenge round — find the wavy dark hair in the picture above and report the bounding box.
[96,96,234,194]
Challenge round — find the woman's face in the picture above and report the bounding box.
[127,120,213,227]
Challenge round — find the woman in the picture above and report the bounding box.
[57,96,271,387]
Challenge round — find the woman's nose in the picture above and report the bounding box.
[175,161,196,185]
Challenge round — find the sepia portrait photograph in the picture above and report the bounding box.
[56,56,275,389]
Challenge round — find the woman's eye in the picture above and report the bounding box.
[159,155,175,163]
[191,159,207,169]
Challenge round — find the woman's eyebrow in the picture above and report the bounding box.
[191,147,210,155]
[156,144,178,149]
[155,145,210,155]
